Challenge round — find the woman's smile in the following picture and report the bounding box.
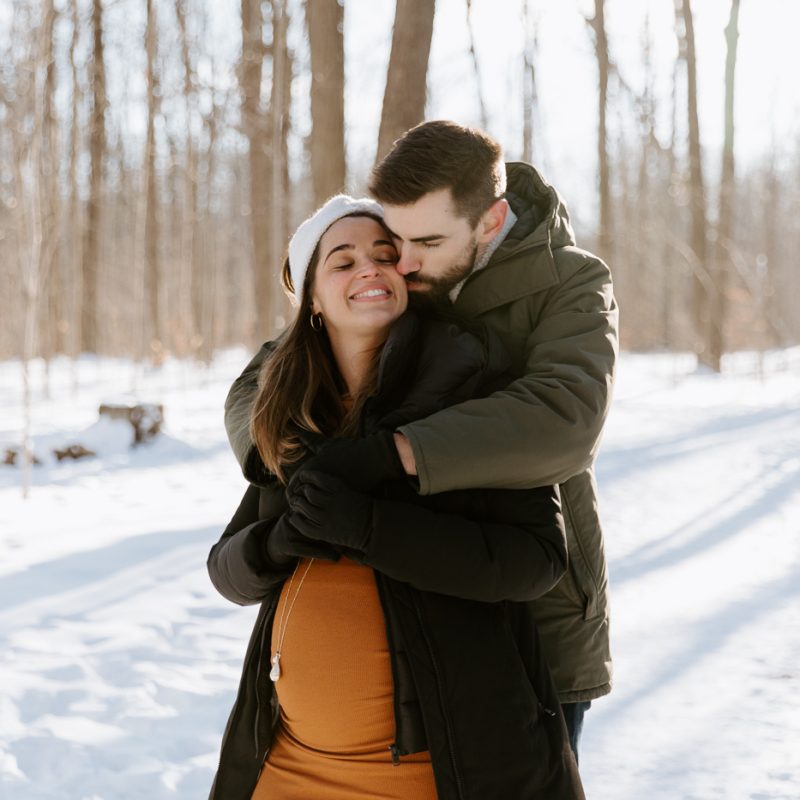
[349,284,394,302]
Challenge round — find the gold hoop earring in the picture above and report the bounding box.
[310,312,323,331]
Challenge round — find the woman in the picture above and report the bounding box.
[208,195,585,800]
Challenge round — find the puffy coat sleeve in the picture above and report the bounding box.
[224,343,275,486]
[207,482,293,606]
[397,253,618,493]
[362,484,566,603]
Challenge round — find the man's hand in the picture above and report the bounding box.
[297,429,405,492]
[287,470,374,553]
[393,432,418,476]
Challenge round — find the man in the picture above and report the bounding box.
[225,120,618,760]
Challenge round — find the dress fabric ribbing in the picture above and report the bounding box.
[250,557,438,800]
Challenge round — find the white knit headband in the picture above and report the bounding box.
[287,194,385,306]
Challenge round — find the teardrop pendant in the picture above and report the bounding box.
[269,653,281,682]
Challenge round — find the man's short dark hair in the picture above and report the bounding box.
[369,120,506,226]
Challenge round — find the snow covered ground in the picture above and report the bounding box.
[1,347,798,800]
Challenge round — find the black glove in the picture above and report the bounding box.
[260,513,341,566]
[287,469,374,553]
[296,429,405,493]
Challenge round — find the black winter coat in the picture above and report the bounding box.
[207,310,585,800]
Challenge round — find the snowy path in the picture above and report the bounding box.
[585,353,800,800]
[1,350,799,799]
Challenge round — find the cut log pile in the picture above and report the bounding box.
[3,403,165,467]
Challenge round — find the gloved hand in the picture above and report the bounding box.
[296,429,406,493]
[287,469,374,553]
[260,513,341,566]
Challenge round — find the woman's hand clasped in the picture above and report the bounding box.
[262,514,341,566]
[286,469,375,554]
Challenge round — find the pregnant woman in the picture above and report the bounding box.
[207,195,584,800]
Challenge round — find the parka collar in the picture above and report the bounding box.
[454,162,575,316]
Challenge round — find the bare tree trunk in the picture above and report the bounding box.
[521,0,539,164]
[376,0,436,163]
[676,0,710,364]
[240,0,273,343]
[281,24,293,254]
[662,44,682,351]
[16,10,45,497]
[175,0,202,348]
[709,0,740,372]
[81,0,106,354]
[635,11,655,347]
[144,0,161,353]
[270,0,290,331]
[40,0,62,367]
[465,0,488,131]
[67,0,83,365]
[307,0,345,207]
[166,132,185,353]
[588,0,611,262]
[199,80,221,360]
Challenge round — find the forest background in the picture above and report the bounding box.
[2,2,799,796]
[2,0,798,379]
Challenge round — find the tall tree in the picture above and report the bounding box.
[465,0,488,131]
[307,0,345,207]
[675,0,710,364]
[587,0,611,262]
[39,0,62,364]
[66,0,83,361]
[239,0,272,341]
[709,0,741,371]
[144,0,161,349]
[376,0,436,163]
[521,0,539,164]
[269,0,291,328]
[81,0,106,353]
[175,0,202,347]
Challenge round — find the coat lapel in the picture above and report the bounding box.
[454,241,559,317]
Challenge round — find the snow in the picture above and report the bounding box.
[1,348,799,799]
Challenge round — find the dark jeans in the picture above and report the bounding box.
[560,701,591,765]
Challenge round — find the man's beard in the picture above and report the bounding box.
[404,241,479,303]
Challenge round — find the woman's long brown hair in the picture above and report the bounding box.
[250,212,388,483]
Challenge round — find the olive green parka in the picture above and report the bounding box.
[224,162,618,702]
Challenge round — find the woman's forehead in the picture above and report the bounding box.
[320,215,388,248]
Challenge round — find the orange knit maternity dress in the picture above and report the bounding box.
[251,556,438,800]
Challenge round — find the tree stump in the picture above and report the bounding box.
[98,403,164,445]
[4,448,42,467]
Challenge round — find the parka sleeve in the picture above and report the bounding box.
[224,342,275,486]
[207,482,293,606]
[397,254,618,493]
[362,484,567,603]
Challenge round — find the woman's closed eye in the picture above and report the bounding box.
[374,248,399,264]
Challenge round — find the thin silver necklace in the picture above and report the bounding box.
[270,558,315,682]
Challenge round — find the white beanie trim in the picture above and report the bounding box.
[287,194,384,305]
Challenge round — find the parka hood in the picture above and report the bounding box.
[454,162,576,317]
[497,161,576,261]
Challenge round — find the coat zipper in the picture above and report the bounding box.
[411,593,466,800]
[212,596,278,797]
[252,611,270,756]
[374,573,405,766]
